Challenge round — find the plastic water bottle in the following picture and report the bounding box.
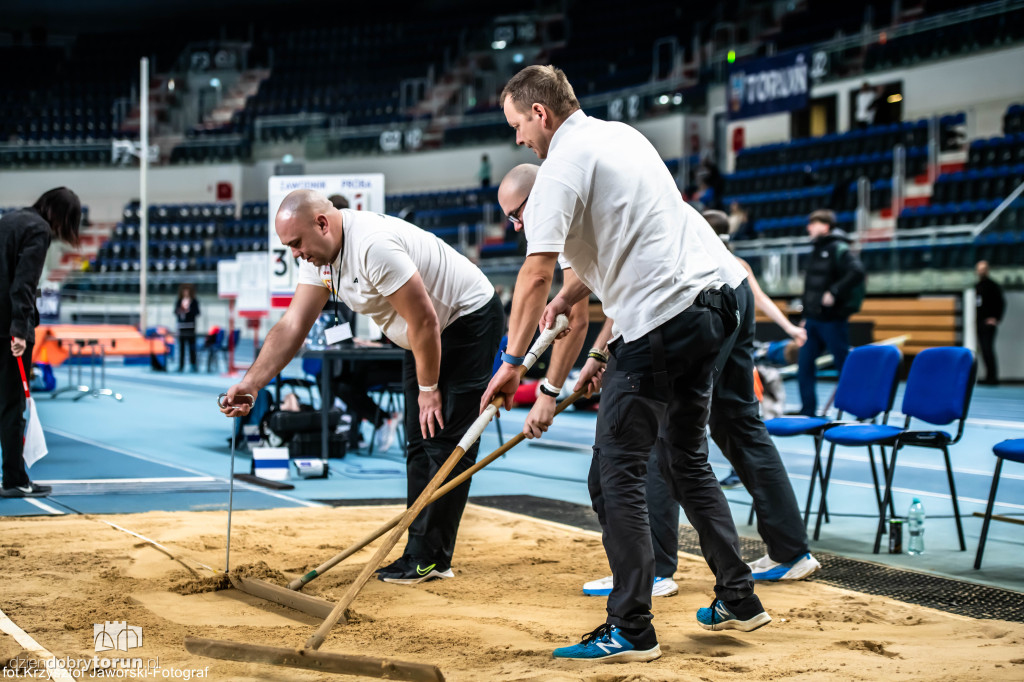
[907,498,925,555]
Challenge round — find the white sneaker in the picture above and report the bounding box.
[374,417,398,452]
[747,552,821,581]
[582,575,678,597]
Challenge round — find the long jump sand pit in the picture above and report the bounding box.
[2,503,1023,681]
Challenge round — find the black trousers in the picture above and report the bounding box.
[401,294,504,566]
[590,291,753,630]
[977,323,998,383]
[1,341,33,489]
[648,281,809,575]
[178,332,197,371]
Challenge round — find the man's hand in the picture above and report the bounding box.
[540,296,573,339]
[220,382,258,418]
[481,362,521,413]
[10,337,26,358]
[419,390,445,439]
[574,358,606,397]
[821,291,835,307]
[524,394,556,439]
[787,324,808,346]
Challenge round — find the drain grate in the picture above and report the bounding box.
[466,495,1024,624]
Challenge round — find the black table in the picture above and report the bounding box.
[300,346,406,460]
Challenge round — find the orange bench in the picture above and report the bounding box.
[32,325,168,367]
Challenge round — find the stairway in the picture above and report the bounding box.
[199,68,269,130]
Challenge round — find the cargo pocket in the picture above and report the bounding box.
[605,371,663,449]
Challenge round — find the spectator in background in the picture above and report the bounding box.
[327,194,350,210]
[855,81,879,129]
[798,209,865,416]
[695,175,716,211]
[975,260,1005,385]
[1,187,81,499]
[174,283,200,372]
[727,201,748,237]
[478,154,492,188]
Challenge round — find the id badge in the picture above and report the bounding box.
[324,322,353,345]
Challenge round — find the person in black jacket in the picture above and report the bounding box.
[1,187,81,498]
[975,260,1005,385]
[174,283,201,372]
[798,209,865,416]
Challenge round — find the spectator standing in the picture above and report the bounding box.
[975,260,1005,385]
[174,283,200,372]
[478,154,492,188]
[1,187,81,498]
[798,209,865,416]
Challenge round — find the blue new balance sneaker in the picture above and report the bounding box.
[552,624,661,663]
[748,552,821,581]
[696,596,772,632]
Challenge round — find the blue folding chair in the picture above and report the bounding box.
[277,357,323,408]
[825,347,975,553]
[872,347,975,552]
[975,439,1024,569]
[765,344,902,532]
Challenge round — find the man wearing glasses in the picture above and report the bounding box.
[482,65,770,663]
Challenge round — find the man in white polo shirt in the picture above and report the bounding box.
[221,189,503,584]
[482,65,770,663]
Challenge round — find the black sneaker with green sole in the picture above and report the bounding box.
[379,559,454,585]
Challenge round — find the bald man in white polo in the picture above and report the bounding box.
[221,189,503,584]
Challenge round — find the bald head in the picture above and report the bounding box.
[275,189,340,267]
[976,260,989,279]
[277,189,332,225]
[498,164,539,228]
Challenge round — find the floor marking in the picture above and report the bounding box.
[22,498,65,515]
[37,476,217,484]
[0,606,75,681]
[42,427,324,509]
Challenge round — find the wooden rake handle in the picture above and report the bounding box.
[304,315,570,650]
[289,387,587,591]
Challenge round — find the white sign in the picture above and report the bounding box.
[267,174,385,307]
[237,252,269,315]
[217,260,240,299]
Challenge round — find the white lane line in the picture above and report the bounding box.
[753,472,1024,510]
[36,477,217,484]
[771,446,1024,481]
[0,607,75,681]
[42,427,324,509]
[23,498,65,515]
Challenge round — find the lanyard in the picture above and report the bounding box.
[328,230,345,325]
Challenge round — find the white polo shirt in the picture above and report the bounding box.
[296,210,494,350]
[524,110,746,343]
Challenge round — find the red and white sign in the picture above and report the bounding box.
[267,174,385,308]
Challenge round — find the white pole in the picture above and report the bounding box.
[140,57,149,333]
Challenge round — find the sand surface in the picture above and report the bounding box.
[2,504,1023,681]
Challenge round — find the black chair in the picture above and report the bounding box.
[975,439,1024,569]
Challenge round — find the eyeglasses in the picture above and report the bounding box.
[507,195,529,225]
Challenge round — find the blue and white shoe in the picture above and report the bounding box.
[747,553,821,581]
[552,624,661,662]
[582,575,678,597]
[696,596,772,632]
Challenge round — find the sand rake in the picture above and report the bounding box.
[185,315,571,680]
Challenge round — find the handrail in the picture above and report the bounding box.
[973,179,1024,237]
